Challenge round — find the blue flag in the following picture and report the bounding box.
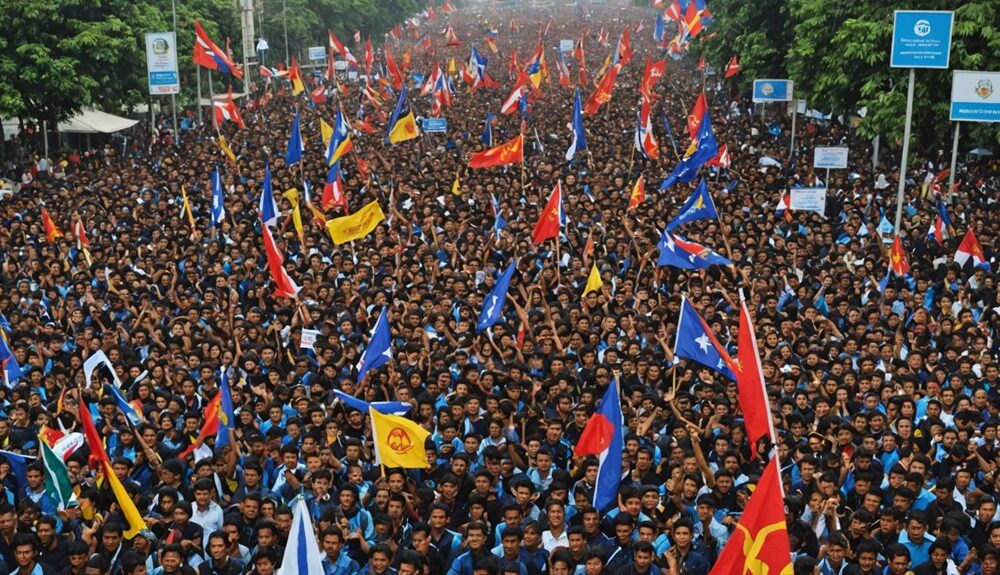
[0,450,30,490]
[565,89,587,162]
[210,167,225,228]
[662,113,677,154]
[674,297,737,380]
[482,114,494,146]
[105,384,143,427]
[260,164,279,227]
[477,259,518,333]
[0,335,23,387]
[667,179,718,231]
[657,229,731,269]
[660,111,718,189]
[490,194,507,241]
[333,389,412,416]
[215,366,235,449]
[285,109,304,166]
[574,376,623,512]
[654,13,665,42]
[0,312,10,334]
[356,308,392,382]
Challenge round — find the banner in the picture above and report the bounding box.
[950,70,1000,123]
[145,32,180,95]
[789,187,827,215]
[813,147,849,169]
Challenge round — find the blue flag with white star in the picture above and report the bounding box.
[674,297,737,380]
[356,307,392,382]
[476,259,518,333]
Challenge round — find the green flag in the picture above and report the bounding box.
[40,439,75,509]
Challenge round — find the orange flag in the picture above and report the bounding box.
[41,209,63,243]
[736,298,773,459]
[709,456,792,575]
[468,135,523,169]
[687,92,707,138]
[890,236,910,276]
[583,63,620,115]
[627,176,645,210]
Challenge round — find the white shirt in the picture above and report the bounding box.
[192,500,224,547]
[542,529,568,552]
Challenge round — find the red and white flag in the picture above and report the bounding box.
[213,87,245,129]
[725,55,741,78]
[262,223,301,299]
[955,229,989,269]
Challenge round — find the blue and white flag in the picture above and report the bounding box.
[674,297,737,380]
[667,178,718,230]
[259,164,279,227]
[333,389,411,416]
[657,229,731,269]
[660,111,718,189]
[285,108,304,166]
[356,308,392,382]
[278,496,324,575]
[565,89,587,162]
[210,167,225,227]
[477,259,518,333]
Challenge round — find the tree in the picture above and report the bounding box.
[699,0,793,91]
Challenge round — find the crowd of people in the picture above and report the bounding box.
[0,3,998,575]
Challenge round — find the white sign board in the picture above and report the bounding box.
[789,187,826,215]
[308,46,326,61]
[145,32,180,95]
[950,70,1000,123]
[559,39,574,53]
[813,147,849,169]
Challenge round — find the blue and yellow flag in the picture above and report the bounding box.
[386,85,420,144]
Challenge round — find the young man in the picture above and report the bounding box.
[447,522,490,575]
[321,527,359,575]
[11,533,55,575]
[197,531,242,575]
[664,519,709,575]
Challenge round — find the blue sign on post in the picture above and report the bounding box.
[890,11,954,69]
[752,79,793,103]
[950,70,1000,123]
[422,118,448,133]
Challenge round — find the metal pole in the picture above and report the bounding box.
[947,121,960,205]
[209,70,217,129]
[894,68,915,237]
[171,0,179,147]
[149,98,155,152]
[242,6,251,98]
[872,135,880,171]
[196,66,203,125]
[283,0,289,64]
[42,120,48,158]
[789,101,797,164]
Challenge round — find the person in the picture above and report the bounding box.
[197,532,242,575]
[150,545,196,575]
[321,526,359,575]
[10,533,55,575]
[664,520,709,575]
[447,522,490,575]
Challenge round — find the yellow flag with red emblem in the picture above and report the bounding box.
[369,408,431,468]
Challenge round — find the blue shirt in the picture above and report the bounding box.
[322,552,359,575]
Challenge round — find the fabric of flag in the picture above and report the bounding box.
[178,392,221,461]
[634,96,659,160]
[526,43,545,88]
[193,21,243,78]
[385,46,404,91]
[262,223,301,299]
[654,13,665,42]
[640,56,666,97]
[485,35,498,53]
[657,229,731,270]
[955,229,989,270]
[0,334,23,387]
[356,308,392,382]
[285,109,304,166]
[259,165,279,227]
[490,194,507,241]
[707,143,731,169]
[532,182,563,245]
[667,179,717,230]
[468,135,523,169]
[41,209,62,243]
[105,384,143,427]
[180,186,196,232]
[616,27,633,66]
[574,376,623,511]
[736,298,773,459]
[370,408,432,469]
[0,450,29,493]
[213,87,245,129]
[565,90,588,162]
[288,57,305,95]
[557,51,572,88]
[386,85,420,144]
[665,0,682,20]
[476,259,518,333]
[451,170,461,195]
[328,31,358,67]
[211,168,226,228]
[660,110,718,189]
[278,496,325,575]
[217,134,237,163]
[889,236,910,276]
[628,175,646,210]
[325,200,385,244]
[364,37,374,75]
[675,297,737,380]
[662,113,677,153]
[325,107,354,166]
[687,92,707,138]
[0,312,10,334]
[927,200,953,244]
[333,390,411,416]
[584,63,620,116]
[283,188,304,240]
[583,264,603,295]
[215,367,235,450]
[465,47,488,89]
[482,114,494,146]
[40,439,75,509]
[501,72,531,115]
[708,457,792,575]
[724,55,741,78]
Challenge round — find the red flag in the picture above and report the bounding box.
[385,46,404,90]
[736,299,773,459]
[665,0,682,21]
[364,38,374,75]
[262,224,301,298]
[41,209,63,243]
[71,220,90,247]
[617,27,632,66]
[707,143,731,169]
[684,1,703,38]
[709,457,792,575]
[328,31,358,67]
[213,87,246,129]
[584,64,620,115]
[640,56,666,97]
[78,399,110,473]
[501,72,531,115]
[697,52,706,71]
[725,55,741,78]
[193,21,243,79]
[955,229,987,268]
[508,49,520,74]
[627,176,646,210]
[178,393,222,460]
[687,92,707,138]
[311,85,327,104]
[468,135,524,169]
[889,236,910,276]
[532,182,563,245]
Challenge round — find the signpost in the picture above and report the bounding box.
[814,146,849,187]
[308,46,326,62]
[422,118,448,133]
[789,188,827,216]
[145,32,179,148]
[752,80,796,161]
[559,39,574,53]
[889,10,954,230]
[947,70,1000,202]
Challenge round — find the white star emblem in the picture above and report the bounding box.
[696,334,711,353]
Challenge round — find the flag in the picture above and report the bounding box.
[675,297,737,380]
[628,175,646,210]
[657,229,731,270]
[356,307,392,382]
[688,92,707,138]
[736,298,773,459]
[683,1,704,38]
[288,57,305,95]
[665,0,682,21]
[584,64,620,115]
[178,392,221,461]
[490,193,507,241]
[79,401,147,538]
[446,26,461,47]
[667,179,717,230]
[707,143,731,169]
[208,167,226,228]
[661,110,718,189]
[0,311,9,335]
[485,35,498,53]
[0,450,29,490]
[724,55,741,78]
[41,209,62,243]
[260,165,279,227]
[709,457,792,575]
[0,335,23,387]
[583,264,603,295]
[565,89,587,162]
[526,43,546,88]
[635,96,659,160]
[501,72,531,115]
[105,384,143,427]
[283,188,304,241]
[889,236,910,276]
[279,496,324,575]
[193,21,243,78]
[262,223,301,299]
[180,185,196,233]
[370,408,431,469]
[216,134,236,163]
[325,107,354,166]
[927,200,953,244]
[616,27,633,67]
[285,109,304,166]
[556,52,572,88]
[955,229,989,270]
[468,135,523,169]
[464,47,489,89]
[333,390,411,416]
[451,170,461,195]
[574,376,623,511]
[698,52,706,71]
[386,85,420,144]
[482,114,494,147]
[325,200,385,244]
[40,438,75,509]
[328,31,358,67]
[385,46,404,90]
[363,37,374,75]
[213,87,245,129]
[477,259,518,333]
[640,56,666,98]
[532,181,563,245]
[654,14,665,42]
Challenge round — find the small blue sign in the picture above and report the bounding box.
[752,79,793,103]
[422,118,448,133]
[890,11,953,69]
[149,71,179,86]
[950,70,1000,123]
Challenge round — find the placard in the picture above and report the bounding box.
[813,147,849,169]
[422,118,448,133]
[752,79,793,103]
[308,46,326,61]
[559,39,574,53]
[145,32,180,95]
[789,187,826,215]
[950,70,1000,123]
[890,11,954,69]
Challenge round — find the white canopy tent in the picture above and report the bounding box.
[57,109,139,134]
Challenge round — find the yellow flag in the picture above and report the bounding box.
[388,111,420,144]
[283,188,303,239]
[180,186,196,231]
[448,57,457,76]
[451,170,461,195]
[102,460,148,538]
[583,264,603,295]
[217,135,236,163]
[320,119,334,148]
[369,408,431,468]
[326,200,385,244]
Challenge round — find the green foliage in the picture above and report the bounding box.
[699,0,793,92]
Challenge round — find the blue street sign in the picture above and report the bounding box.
[752,79,793,103]
[422,118,448,133]
[890,11,953,69]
